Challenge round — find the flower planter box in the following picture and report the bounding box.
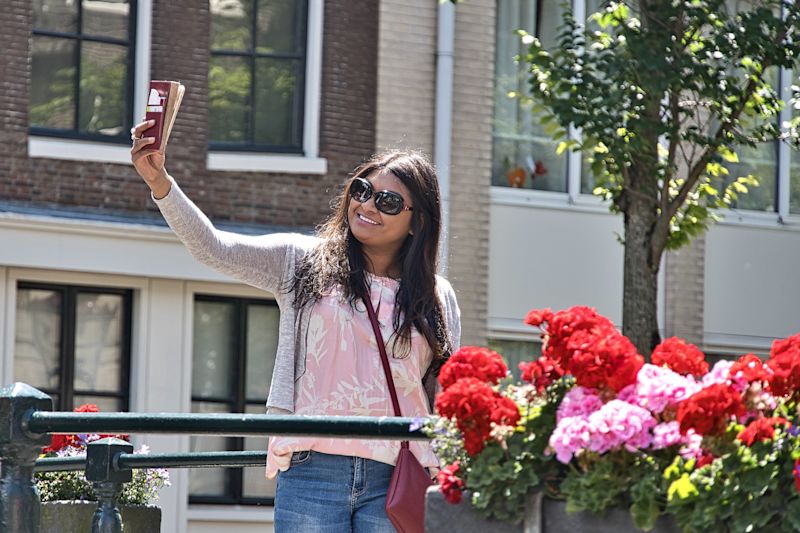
[425,487,680,533]
[40,501,161,533]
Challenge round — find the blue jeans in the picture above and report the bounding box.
[275,451,396,533]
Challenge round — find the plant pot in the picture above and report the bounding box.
[40,501,161,533]
[425,487,680,533]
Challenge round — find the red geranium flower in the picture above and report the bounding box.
[676,383,746,436]
[519,356,564,393]
[729,354,772,385]
[794,459,800,493]
[437,461,465,504]
[766,334,800,397]
[651,337,709,377]
[736,417,788,447]
[526,306,643,393]
[41,404,128,454]
[438,346,509,390]
[696,451,715,469]
[435,377,520,456]
[563,323,643,392]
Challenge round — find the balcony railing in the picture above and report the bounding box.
[0,382,428,533]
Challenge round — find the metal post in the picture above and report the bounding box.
[86,437,133,533]
[0,383,53,533]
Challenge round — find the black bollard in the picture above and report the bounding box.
[86,437,133,533]
[0,383,53,533]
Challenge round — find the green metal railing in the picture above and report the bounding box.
[0,382,430,533]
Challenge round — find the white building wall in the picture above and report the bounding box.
[704,220,800,353]
[488,198,624,336]
[0,214,276,532]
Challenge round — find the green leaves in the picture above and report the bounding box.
[519,0,800,256]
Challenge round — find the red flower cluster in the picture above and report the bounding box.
[651,337,709,377]
[765,333,800,397]
[519,356,564,393]
[526,306,643,392]
[437,461,465,504]
[438,346,508,390]
[41,404,128,454]
[794,459,800,493]
[435,377,520,456]
[736,417,788,447]
[676,383,745,436]
[728,354,772,385]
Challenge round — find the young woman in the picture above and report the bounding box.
[131,119,461,532]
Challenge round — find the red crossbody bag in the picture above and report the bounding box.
[363,295,432,533]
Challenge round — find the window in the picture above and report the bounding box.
[189,295,280,505]
[488,338,541,380]
[208,0,308,153]
[13,282,133,411]
[493,1,568,191]
[30,0,136,143]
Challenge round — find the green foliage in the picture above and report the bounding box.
[427,378,571,524]
[664,425,800,533]
[35,446,170,505]
[559,452,668,531]
[35,465,169,505]
[519,0,800,257]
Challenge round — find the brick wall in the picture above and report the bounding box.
[448,0,495,346]
[0,0,32,199]
[375,0,436,154]
[0,0,378,230]
[663,236,706,346]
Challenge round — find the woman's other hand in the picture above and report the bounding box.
[130,119,171,199]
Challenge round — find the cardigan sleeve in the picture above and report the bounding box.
[153,179,318,294]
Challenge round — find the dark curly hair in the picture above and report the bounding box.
[290,150,451,366]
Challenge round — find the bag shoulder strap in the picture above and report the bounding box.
[363,294,410,450]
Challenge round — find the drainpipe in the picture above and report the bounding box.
[435,1,455,276]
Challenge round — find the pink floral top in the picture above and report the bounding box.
[266,275,438,478]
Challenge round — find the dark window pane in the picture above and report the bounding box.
[242,404,275,498]
[74,293,124,392]
[30,36,76,129]
[73,395,123,412]
[245,304,279,401]
[492,1,568,191]
[209,56,252,143]
[255,0,298,53]
[487,339,540,380]
[34,0,78,33]
[189,402,232,497]
[192,301,237,398]
[82,0,130,40]
[79,42,128,136]
[14,289,62,390]
[253,58,299,146]
[210,0,251,50]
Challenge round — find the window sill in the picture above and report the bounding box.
[187,504,274,522]
[29,137,131,165]
[490,186,609,214]
[207,152,328,174]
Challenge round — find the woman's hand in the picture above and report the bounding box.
[130,119,172,199]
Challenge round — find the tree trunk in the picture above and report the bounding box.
[622,197,661,357]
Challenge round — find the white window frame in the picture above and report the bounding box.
[489,0,800,233]
[27,0,152,165]
[207,0,327,175]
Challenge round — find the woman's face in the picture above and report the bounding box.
[347,168,415,256]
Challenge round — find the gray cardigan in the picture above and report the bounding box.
[154,180,462,414]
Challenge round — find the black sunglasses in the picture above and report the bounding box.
[348,177,413,216]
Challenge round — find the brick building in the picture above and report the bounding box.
[2,1,800,532]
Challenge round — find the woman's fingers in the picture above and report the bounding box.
[130,119,156,140]
[130,136,156,154]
